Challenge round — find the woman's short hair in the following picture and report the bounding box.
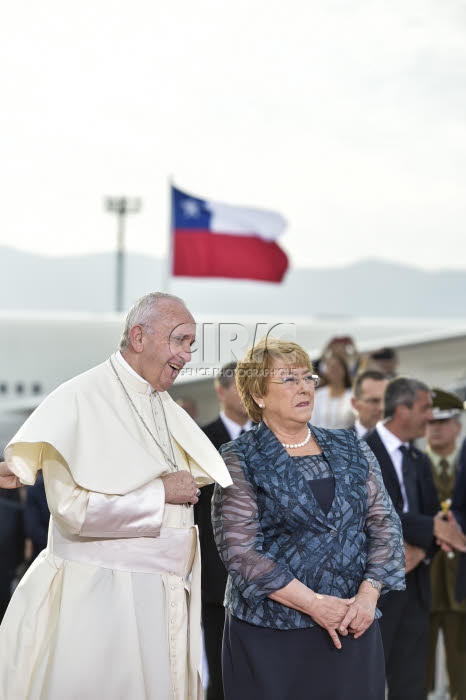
[236,337,313,423]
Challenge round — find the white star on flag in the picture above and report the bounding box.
[181,198,200,218]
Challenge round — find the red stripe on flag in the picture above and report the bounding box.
[173,230,288,282]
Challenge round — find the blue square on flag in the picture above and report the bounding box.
[172,188,211,230]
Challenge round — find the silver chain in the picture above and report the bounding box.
[109,357,179,472]
[151,390,178,471]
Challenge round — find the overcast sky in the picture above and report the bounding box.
[2,0,466,270]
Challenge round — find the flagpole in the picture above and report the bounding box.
[162,175,174,293]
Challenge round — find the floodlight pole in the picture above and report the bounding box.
[105,197,141,312]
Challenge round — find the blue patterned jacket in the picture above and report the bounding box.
[213,422,405,629]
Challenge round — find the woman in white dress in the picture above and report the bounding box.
[312,354,354,429]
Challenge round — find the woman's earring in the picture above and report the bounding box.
[259,403,264,408]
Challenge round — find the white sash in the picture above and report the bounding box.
[51,524,196,577]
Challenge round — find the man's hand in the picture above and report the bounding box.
[0,462,22,489]
[404,542,426,573]
[161,471,200,505]
[434,511,466,553]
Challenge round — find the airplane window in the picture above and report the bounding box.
[32,382,42,394]
[0,383,7,394]
[15,383,25,394]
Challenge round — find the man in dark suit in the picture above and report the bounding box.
[0,458,25,621]
[195,362,253,700]
[452,438,466,608]
[0,488,24,622]
[364,377,466,700]
[351,369,387,438]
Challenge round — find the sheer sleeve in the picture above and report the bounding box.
[212,443,295,604]
[360,440,406,592]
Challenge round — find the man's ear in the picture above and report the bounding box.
[129,325,144,353]
[216,383,225,402]
[396,404,409,422]
[351,396,358,410]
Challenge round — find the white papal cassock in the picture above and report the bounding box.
[0,354,232,700]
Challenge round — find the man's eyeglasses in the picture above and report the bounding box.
[269,374,320,388]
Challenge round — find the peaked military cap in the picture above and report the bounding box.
[430,387,465,420]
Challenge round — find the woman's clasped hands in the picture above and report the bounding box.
[338,589,378,639]
[308,588,377,649]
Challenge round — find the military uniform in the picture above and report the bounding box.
[426,388,466,700]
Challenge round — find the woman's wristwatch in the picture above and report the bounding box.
[364,578,382,595]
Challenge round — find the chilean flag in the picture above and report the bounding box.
[172,186,289,282]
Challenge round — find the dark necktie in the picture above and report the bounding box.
[399,445,419,513]
[239,428,245,435]
[438,458,450,491]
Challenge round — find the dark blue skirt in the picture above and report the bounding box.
[222,613,385,700]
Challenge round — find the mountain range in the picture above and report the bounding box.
[1,246,464,318]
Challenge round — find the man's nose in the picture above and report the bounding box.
[179,345,192,361]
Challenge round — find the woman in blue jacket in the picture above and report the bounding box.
[213,337,405,700]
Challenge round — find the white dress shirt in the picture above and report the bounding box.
[375,421,410,512]
[219,412,253,441]
[354,419,368,439]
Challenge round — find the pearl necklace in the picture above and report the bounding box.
[281,427,312,449]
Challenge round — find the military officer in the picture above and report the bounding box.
[425,388,466,700]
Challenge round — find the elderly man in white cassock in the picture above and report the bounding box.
[0,292,232,700]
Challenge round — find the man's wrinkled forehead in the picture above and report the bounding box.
[155,318,196,348]
[168,321,197,339]
[158,302,196,333]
